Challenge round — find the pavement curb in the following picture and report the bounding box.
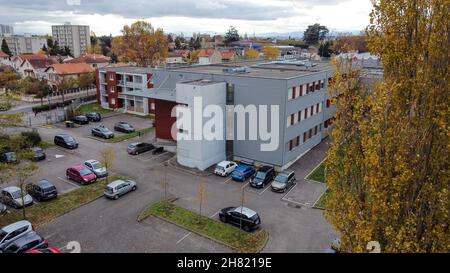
[167,157,214,177]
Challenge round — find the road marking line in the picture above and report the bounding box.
[281,183,298,201]
[241,182,250,190]
[259,185,272,196]
[210,210,221,218]
[57,177,81,188]
[176,232,192,245]
[222,177,233,184]
[304,157,327,181]
[312,188,329,208]
[153,151,170,159]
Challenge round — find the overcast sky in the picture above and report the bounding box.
[0,0,373,36]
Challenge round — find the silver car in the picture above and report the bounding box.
[104,180,137,200]
[0,220,33,250]
[0,186,33,208]
[84,159,108,178]
[271,170,296,193]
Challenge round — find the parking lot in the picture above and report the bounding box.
[2,112,337,253]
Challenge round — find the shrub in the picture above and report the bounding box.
[21,131,42,146]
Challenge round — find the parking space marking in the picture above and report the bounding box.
[259,184,272,196]
[281,183,298,200]
[176,232,192,245]
[222,177,233,184]
[241,182,250,190]
[57,177,81,189]
[210,210,221,218]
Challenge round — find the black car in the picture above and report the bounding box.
[250,166,276,188]
[71,116,89,125]
[0,152,19,164]
[25,180,58,202]
[219,206,261,232]
[54,134,78,149]
[0,231,48,253]
[30,147,46,162]
[85,112,102,122]
[92,126,114,139]
[114,122,135,134]
[127,142,155,155]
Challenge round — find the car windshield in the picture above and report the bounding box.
[105,187,113,194]
[255,172,266,179]
[11,190,25,199]
[216,166,225,171]
[42,187,56,193]
[121,123,131,128]
[63,136,75,142]
[128,144,136,149]
[99,128,109,132]
[79,169,92,176]
[92,163,102,169]
[275,175,288,183]
[7,153,16,160]
[250,214,260,221]
[0,230,7,242]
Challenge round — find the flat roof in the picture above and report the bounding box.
[100,59,333,79]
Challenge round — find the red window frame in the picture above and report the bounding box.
[298,111,302,122]
[309,129,313,138]
[306,83,309,95]
[326,99,331,108]
[316,103,320,113]
[292,87,296,99]
[304,109,308,119]
[315,126,318,135]
[299,85,303,96]
[303,132,307,142]
[291,114,295,126]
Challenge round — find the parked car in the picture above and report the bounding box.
[271,170,296,193]
[84,160,108,178]
[66,165,97,185]
[26,247,62,254]
[91,126,114,139]
[214,161,238,177]
[25,180,58,202]
[0,186,33,208]
[0,203,6,215]
[114,122,135,133]
[54,134,78,149]
[104,180,137,200]
[0,152,19,164]
[85,112,102,122]
[231,165,256,182]
[0,220,34,250]
[0,231,48,253]
[30,147,46,162]
[71,115,89,125]
[219,206,261,232]
[250,166,276,188]
[127,142,155,155]
[152,147,164,155]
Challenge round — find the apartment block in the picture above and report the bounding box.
[0,34,47,56]
[52,23,90,57]
[0,24,14,36]
[97,59,336,171]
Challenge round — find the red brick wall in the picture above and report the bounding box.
[148,98,156,114]
[155,99,177,141]
[106,71,118,109]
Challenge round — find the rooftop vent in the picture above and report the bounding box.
[222,67,251,74]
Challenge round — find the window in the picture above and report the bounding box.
[321,80,325,89]
[316,103,320,114]
[306,84,309,95]
[326,99,331,108]
[292,87,297,99]
[298,111,302,123]
[109,74,114,81]
[315,126,318,135]
[304,109,308,120]
[296,136,300,147]
[310,82,315,93]
[316,81,321,91]
[303,132,307,142]
[111,98,116,105]
[288,88,294,100]
[309,129,313,138]
[311,106,315,116]
[110,86,115,93]
[289,140,294,151]
[299,85,303,97]
[291,114,295,126]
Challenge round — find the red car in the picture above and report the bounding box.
[26,248,62,254]
[66,165,97,185]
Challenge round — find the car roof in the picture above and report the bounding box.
[236,164,251,170]
[72,165,86,171]
[279,170,295,176]
[2,186,20,193]
[1,220,32,233]
[56,134,72,138]
[85,159,99,165]
[258,166,274,172]
[130,142,142,146]
[37,180,54,188]
[218,161,234,167]
[233,207,257,218]
[107,180,128,188]
[10,231,41,246]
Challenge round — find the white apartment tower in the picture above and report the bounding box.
[52,22,90,57]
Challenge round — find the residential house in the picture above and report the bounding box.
[64,53,110,69]
[197,49,222,65]
[0,51,10,66]
[45,63,94,90]
[165,52,185,64]
[10,54,46,71]
[220,50,237,62]
[19,58,57,80]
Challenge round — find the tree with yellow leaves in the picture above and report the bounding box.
[325,0,449,253]
[112,21,168,67]
[244,48,260,60]
[262,46,280,60]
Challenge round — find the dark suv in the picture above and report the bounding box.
[219,206,261,232]
[85,112,102,122]
[271,170,296,193]
[114,122,135,133]
[0,152,19,164]
[92,126,114,139]
[250,166,276,188]
[25,180,58,202]
[71,116,89,125]
[30,147,46,162]
[54,134,78,149]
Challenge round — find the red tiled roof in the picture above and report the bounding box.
[46,63,94,75]
[14,54,46,61]
[0,51,9,58]
[220,51,236,60]
[66,54,109,64]
[197,49,216,58]
[26,58,57,69]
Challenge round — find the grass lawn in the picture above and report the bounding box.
[0,176,125,228]
[105,128,153,143]
[314,190,330,210]
[306,163,326,183]
[38,141,54,149]
[77,103,113,115]
[138,201,268,253]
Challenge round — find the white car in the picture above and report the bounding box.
[84,160,108,178]
[0,220,33,250]
[0,187,33,209]
[214,161,238,177]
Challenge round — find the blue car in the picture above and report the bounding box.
[232,165,256,182]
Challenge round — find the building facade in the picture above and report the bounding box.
[0,24,14,36]
[97,59,336,171]
[0,35,47,56]
[52,23,90,57]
